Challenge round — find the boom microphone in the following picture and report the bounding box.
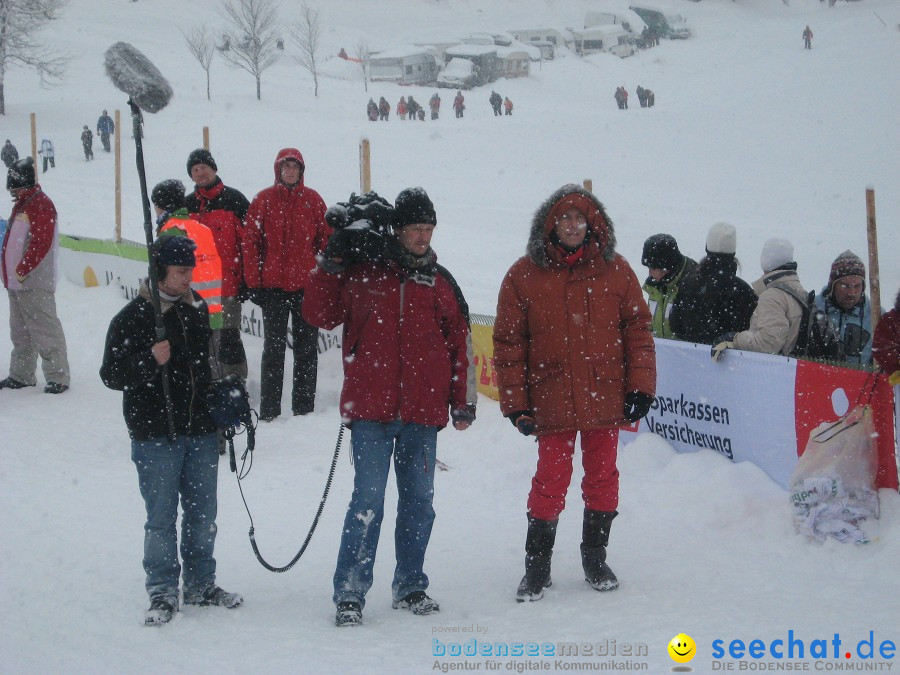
[104,42,173,113]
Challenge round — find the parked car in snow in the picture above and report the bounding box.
[437,57,476,89]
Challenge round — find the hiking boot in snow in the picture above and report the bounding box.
[581,509,619,592]
[392,590,440,615]
[144,597,178,626]
[44,382,68,394]
[335,601,362,626]
[516,514,558,603]
[183,585,243,608]
[0,377,33,390]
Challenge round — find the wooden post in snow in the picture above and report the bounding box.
[865,187,881,330]
[583,178,593,193]
[115,110,122,242]
[359,138,371,193]
[30,113,37,168]
[203,126,210,151]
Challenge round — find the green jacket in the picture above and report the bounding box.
[642,256,696,338]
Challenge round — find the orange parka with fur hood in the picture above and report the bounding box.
[493,185,656,435]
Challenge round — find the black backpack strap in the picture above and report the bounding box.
[771,282,809,310]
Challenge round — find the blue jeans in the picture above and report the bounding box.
[131,434,219,603]
[333,420,438,608]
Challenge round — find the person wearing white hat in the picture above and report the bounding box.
[711,237,808,360]
[669,222,757,345]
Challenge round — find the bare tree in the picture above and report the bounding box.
[292,2,321,97]
[219,0,280,101]
[354,38,371,93]
[0,0,70,115]
[183,25,216,101]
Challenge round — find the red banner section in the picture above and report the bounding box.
[794,362,897,490]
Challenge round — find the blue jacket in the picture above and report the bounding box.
[815,289,877,366]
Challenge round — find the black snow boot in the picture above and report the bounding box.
[581,509,619,592]
[516,515,558,602]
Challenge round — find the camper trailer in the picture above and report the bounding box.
[509,28,567,48]
[569,25,635,58]
[368,47,438,84]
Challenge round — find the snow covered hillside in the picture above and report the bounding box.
[1,1,899,673]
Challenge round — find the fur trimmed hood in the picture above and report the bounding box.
[526,184,616,268]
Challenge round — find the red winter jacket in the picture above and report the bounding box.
[186,177,249,298]
[242,148,329,292]
[2,184,57,289]
[872,293,900,376]
[493,185,656,434]
[303,256,476,428]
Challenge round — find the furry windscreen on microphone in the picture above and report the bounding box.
[104,42,173,113]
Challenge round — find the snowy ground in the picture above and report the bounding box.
[1,0,899,673]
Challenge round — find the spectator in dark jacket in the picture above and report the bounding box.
[97,110,115,152]
[304,187,476,627]
[669,223,757,345]
[242,148,329,421]
[489,90,502,116]
[378,97,390,121]
[1,139,18,168]
[641,234,696,339]
[100,235,243,626]
[81,126,94,160]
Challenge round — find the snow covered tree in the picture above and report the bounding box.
[0,0,70,115]
[291,2,321,97]
[354,38,371,93]
[183,25,216,101]
[219,0,280,101]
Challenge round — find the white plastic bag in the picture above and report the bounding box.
[789,405,879,543]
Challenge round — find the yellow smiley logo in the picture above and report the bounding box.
[668,634,696,663]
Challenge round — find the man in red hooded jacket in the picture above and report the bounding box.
[242,148,329,421]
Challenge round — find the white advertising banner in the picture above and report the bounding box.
[621,339,800,487]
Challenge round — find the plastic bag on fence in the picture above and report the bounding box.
[789,405,879,544]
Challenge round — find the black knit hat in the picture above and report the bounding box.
[392,187,436,230]
[151,179,187,212]
[186,148,217,176]
[7,157,36,191]
[641,233,682,270]
[155,233,197,268]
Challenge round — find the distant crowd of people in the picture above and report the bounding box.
[4,110,120,171]
[615,85,655,110]
[366,90,513,121]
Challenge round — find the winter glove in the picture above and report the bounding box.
[711,332,738,362]
[623,391,653,423]
[507,410,536,436]
[451,404,476,428]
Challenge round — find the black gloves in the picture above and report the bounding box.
[623,392,653,423]
[507,410,536,436]
[711,332,738,362]
[451,404,476,426]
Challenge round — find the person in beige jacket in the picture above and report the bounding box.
[713,238,805,359]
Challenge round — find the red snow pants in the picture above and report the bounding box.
[527,428,619,520]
